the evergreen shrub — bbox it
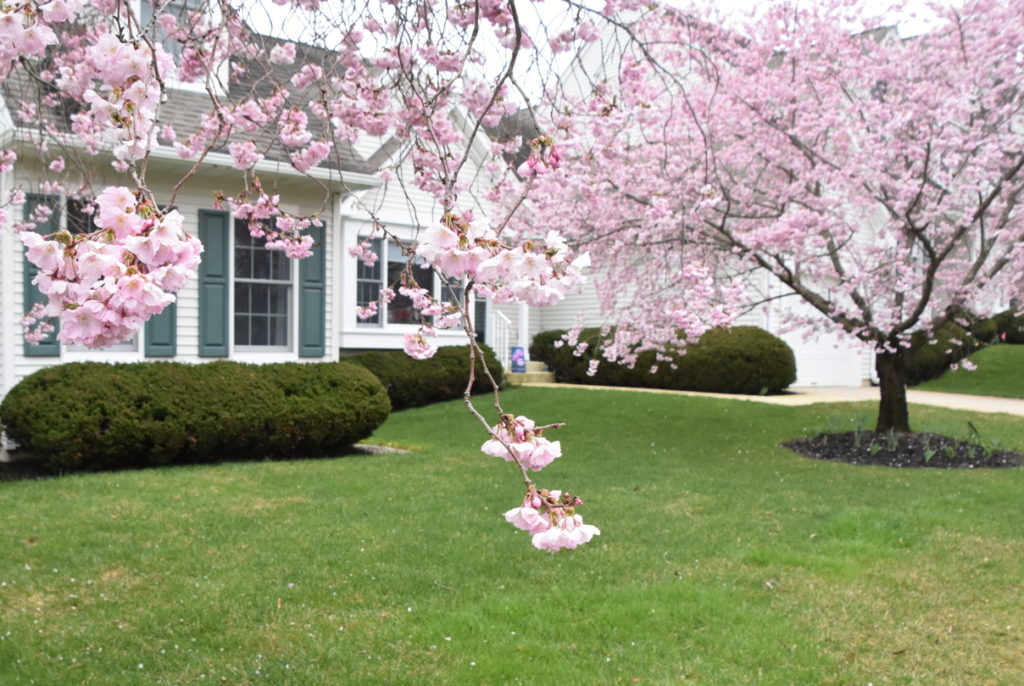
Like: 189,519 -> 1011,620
0,360 -> 390,472
904,322 -> 975,385
531,326 -> 796,394
347,344 -> 504,410
998,310 -> 1024,344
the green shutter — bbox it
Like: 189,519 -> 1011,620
22,194 -> 61,357
198,209 -> 229,357
298,225 -> 326,357
144,301 -> 177,357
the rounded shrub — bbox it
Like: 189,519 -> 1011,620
904,322 -> 974,385
347,344 -> 504,411
1000,310 -> 1024,344
529,329 -> 566,367
0,360 -> 390,473
531,326 -> 796,394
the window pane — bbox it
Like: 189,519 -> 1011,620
388,240 -> 407,262
234,283 -> 250,313
270,315 -> 288,346
234,314 -> 250,346
251,315 -> 268,346
357,281 -> 380,304
411,262 -> 433,291
387,253 -> 411,324
442,281 -> 464,305
474,298 -> 487,343
271,251 -> 291,280
356,281 -> 380,324
234,221 -> 253,245
269,284 -> 289,314
143,0 -> 200,58
388,297 -> 415,324
356,238 -> 382,281
253,249 -> 271,279
66,199 -> 96,235
235,245 -> 252,279
254,283 -> 271,314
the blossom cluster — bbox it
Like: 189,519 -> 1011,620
481,414 -> 562,472
478,414 -> 599,551
504,487 -> 601,552
355,209 -> 587,361
416,214 -> 590,309
225,180 -> 321,259
516,136 -> 563,178
19,187 -> 202,348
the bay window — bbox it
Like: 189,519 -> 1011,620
355,236 -> 435,326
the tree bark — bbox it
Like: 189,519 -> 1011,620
875,350 -> 911,433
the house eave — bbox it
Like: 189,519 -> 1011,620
4,127 -> 382,192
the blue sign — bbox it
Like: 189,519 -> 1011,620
510,346 -> 527,373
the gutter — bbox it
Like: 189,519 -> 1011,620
4,127 -> 382,191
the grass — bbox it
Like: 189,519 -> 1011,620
915,344 -> 1024,399
1,387 -> 1023,685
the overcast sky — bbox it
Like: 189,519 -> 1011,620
246,0 -> 959,44
702,0 -> 958,37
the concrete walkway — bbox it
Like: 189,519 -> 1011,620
521,383 -> 1024,418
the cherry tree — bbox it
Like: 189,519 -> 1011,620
517,0 -> 1024,432
0,0 -> 644,550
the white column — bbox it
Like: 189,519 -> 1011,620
0,169 -> 14,398
516,301 -> 529,360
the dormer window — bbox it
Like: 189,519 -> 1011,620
140,0 -> 202,59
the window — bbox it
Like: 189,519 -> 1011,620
355,237 -> 382,324
66,198 -> 97,235
234,221 -> 291,349
386,240 -> 433,324
355,237 -> 434,325
21,194 -> 142,355
140,0 -> 201,59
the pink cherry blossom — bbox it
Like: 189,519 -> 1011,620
403,330 -> 437,360
228,141 -> 264,170
531,514 -> 601,552
269,42 -> 296,65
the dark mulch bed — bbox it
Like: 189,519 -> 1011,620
784,431 -> 1024,469
0,459 -> 53,481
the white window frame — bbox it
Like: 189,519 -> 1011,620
354,234 -> 452,328
230,218 -> 298,358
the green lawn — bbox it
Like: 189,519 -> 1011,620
915,344 -> 1024,399
2,387 -> 1023,685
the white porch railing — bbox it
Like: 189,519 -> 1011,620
488,309 -> 513,370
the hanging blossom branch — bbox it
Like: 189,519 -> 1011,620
1,0 -> 664,551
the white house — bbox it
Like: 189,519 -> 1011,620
0,29 -> 513,401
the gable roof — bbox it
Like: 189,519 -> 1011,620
0,26 -> 373,175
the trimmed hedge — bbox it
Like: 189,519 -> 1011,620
904,310 -> 1024,384
0,360 -> 391,473
347,344 -> 505,411
998,310 -> 1024,344
904,322 -> 976,385
531,326 -> 796,394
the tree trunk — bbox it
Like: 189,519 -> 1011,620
875,350 -> 911,433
